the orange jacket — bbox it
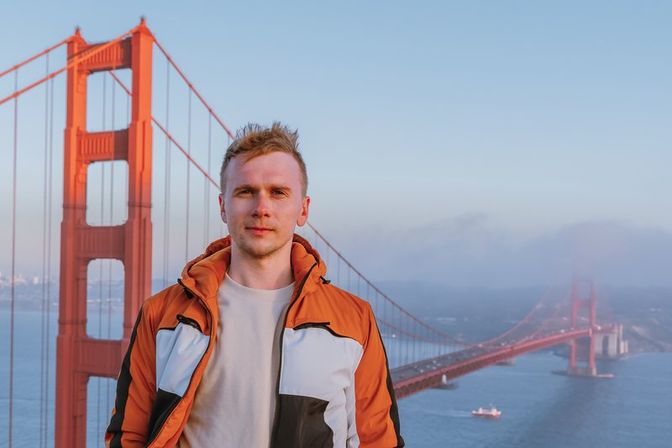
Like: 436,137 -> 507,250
106,234 -> 404,447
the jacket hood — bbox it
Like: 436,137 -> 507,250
178,233 -> 328,305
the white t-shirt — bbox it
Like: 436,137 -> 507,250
179,273 -> 294,448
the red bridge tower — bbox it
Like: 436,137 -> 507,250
568,277 -> 597,376
55,21 -> 153,447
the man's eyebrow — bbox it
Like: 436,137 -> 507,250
231,184 -> 293,192
232,184 -> 257,193
269,184 -> 292,191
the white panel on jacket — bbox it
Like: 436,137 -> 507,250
280,327 -> 363,399
156,323 -> 210,396
280,327 -> 364,446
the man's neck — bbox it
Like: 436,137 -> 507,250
228,243 -> 294,290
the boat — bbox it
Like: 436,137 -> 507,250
471,406 -> 502,418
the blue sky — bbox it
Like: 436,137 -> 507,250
0,1 -> 670,287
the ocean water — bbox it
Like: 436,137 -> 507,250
398,351 -> 672,447
1,310 -> 671,447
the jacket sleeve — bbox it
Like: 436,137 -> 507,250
351,306 -> 404,447
105,303 -> 157,447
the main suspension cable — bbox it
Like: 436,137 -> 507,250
0,37 -> 68,79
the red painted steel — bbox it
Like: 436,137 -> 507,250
393,281 -> 607,398
0,29 -> 134,108
54,21 -> 153,448
393,328 -> 591,398
0,37 -> 68,79
152,37 -> 235,139
107,71 -> 220,186
568,278 -> 597,375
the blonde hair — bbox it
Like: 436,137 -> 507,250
219,122 -> 308,196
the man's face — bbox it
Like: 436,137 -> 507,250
219,151 -> 310,260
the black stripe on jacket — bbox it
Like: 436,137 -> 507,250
378,325 -> 405,447
106,307 -> 143,448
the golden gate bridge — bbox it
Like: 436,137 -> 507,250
0,20 -> 618,447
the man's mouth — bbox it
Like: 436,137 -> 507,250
246,226 -> 273,234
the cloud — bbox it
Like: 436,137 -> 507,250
330,217 -> 672,288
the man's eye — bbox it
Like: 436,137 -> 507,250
237,189 -> 252,195
272,190 -> 287,197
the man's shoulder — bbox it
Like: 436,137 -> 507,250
307,281 -> 376,344
141,282 -> 191,321
313,280 -> 371,312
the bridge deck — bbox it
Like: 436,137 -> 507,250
391,328 -> 590,398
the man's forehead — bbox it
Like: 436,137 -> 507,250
227,152 -> 302,185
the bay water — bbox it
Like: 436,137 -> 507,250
1,310 -> 670,447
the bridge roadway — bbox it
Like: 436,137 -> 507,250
391,328 -> 591,399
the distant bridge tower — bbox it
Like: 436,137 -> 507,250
55,21 -> 153,447
568,277 -> 597,376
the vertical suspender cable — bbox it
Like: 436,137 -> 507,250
423,324 -> 426,360
384,298 -> 392,362
399,314 -> 403,366
405,312 -> 408,363
44,74 -> 55,447
414,319 -> 418,363
185,89 -> 192,262
408,320 -> 417,362
337,257 -> 340,287
437,329 -> 441,357
204,114 -> 211,246
407,316 -> 411,365
411,320 -> 415,363
347,266 -> 351,293
430,325 -> 433,357
397,305 -> 402,367
8,69 -> 19,448
372,284 -> 377,315
325,244 -> 330,282
402,315 -> 407,365
163,62 -> 170,287
412,318 -> 416,363
403,316 -> 407,365
39,53 -> 49,448
357,274 -> 360,297
221,135 -> 230,237
414,320 -> 417,363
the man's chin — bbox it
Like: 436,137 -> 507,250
238,241 -> 283,259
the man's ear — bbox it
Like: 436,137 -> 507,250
296,195 -> 310,226
218,193 -> 227,224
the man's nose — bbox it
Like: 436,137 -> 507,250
252,193 -> 271,217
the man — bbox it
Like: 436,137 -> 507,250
106,122 -> 404,447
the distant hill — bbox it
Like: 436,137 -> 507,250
373,281 -> 672,352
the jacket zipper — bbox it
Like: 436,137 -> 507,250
270,262 -> 318,445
